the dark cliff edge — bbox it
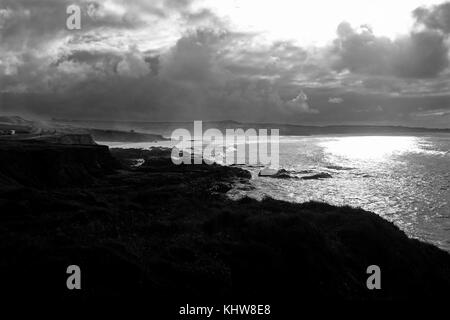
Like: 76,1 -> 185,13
0,140 -> 120,187
0,142 -> 449,305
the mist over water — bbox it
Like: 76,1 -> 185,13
104,134 -> 450,251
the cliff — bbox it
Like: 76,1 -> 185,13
0,140 -> 119,187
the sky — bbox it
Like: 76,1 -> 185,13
0,0 -> 450,127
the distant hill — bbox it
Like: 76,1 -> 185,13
0,115 -> 35,126
87,129 -> 166,142
4,116 -> 450,140
249,123 -> 450,136
53,118 -> 450,136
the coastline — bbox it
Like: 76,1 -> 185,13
0,140 -> 449,301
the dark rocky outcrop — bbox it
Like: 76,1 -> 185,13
258,168 -> 333,180
326,165 -> 354,171
258,168 -> 295,179
0,140 -> 120,187
301,172 -> 333,180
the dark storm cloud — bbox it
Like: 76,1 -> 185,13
414,2 -> 450,34
1,28 -> 318,121
161,30 -> 228,84
223,41 -> 309,80
145,30 -> 317,117
331,22 -> 449,78
60,50 -> 121,67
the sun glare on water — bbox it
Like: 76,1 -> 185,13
320,136 -> 420,160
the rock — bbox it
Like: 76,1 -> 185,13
111,147 -> 174,168
259,168 -> 298,179
275,169 -> 294,178
301,172 -> 332,180
258,168 -> 280,176
210,182 -> 234,193
325,165 -> 354,171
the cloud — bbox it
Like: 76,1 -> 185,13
413,108 -> 450,117
394,30 -> 449,78
117,46 -> 150,77
1,0 -> 450,127
328,97 -> 344,104
286,91 -> 318,114
331,22 -> 449,79
414,2 -> 450,34
160,30 -> 229,85
0,28 -> 316,122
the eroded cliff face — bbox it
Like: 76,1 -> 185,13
0,140 -> 120,187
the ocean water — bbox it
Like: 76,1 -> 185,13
103,135 -> 450,251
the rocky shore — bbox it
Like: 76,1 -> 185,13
0,140 -> 449,302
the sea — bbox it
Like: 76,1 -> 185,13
102,134 -> 450,252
